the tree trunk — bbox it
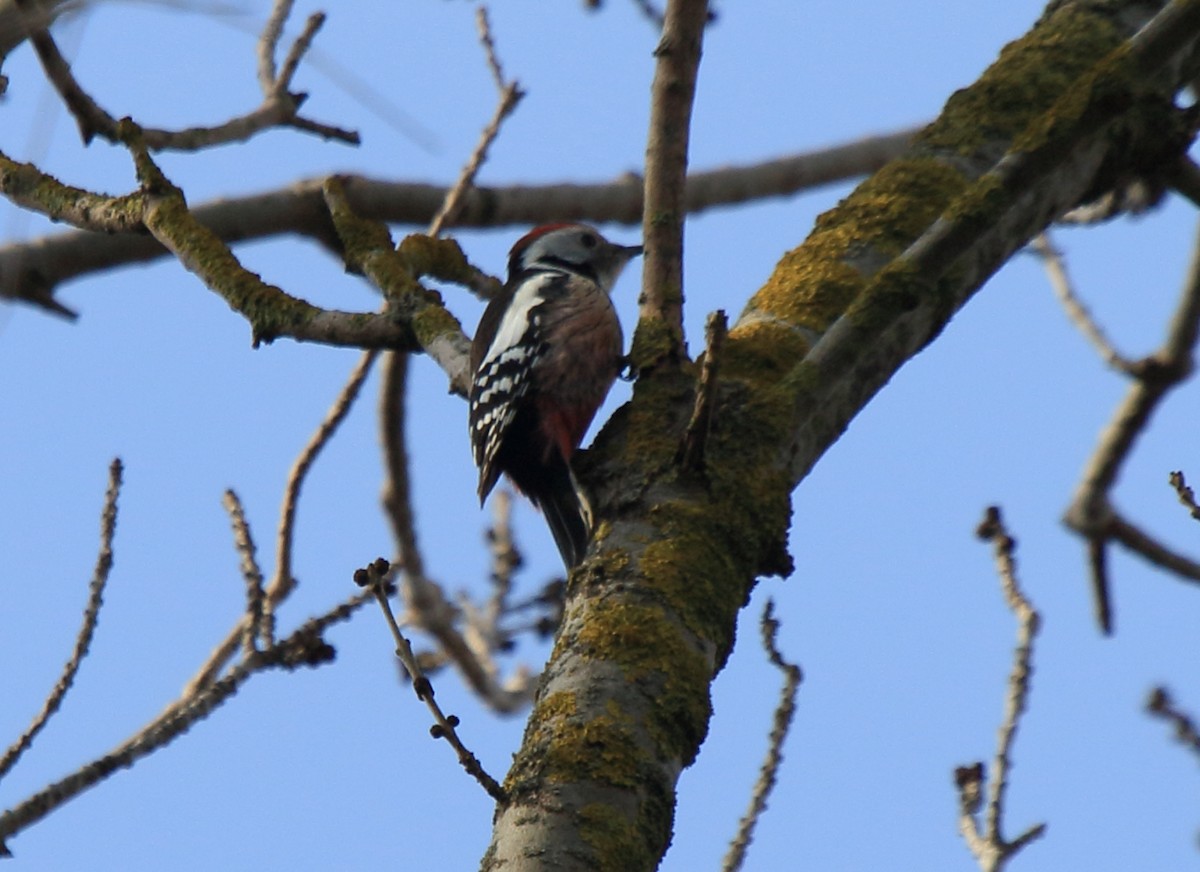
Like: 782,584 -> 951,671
481,0 -> 1200,868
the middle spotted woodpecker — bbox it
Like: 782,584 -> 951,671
469,223 -> 642,569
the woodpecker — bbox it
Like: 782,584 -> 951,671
469,223 -> 642,569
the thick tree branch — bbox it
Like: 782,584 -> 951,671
752,0 -> 1200,493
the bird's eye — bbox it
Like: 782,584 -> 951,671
580,232 -> 598,248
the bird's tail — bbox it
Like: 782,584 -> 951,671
533,459 -> 592,570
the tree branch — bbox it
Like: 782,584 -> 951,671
1063,215 -> 1200,632
1034,232 -> 1138,373
13,0 -> 356,150
0,131 -> 917,316
958,507 -> 1047,872
721,599 -> 802,872
0,458 -> 121,783
637,0 -> 709,363
0,574 -> 371,856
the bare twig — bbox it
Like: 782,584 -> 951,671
255,0 -> 293,91
679,309 -> 726,471
1106,514 -> 1200,584
629,0 -> 665,27
1168,470 -> 1200,520
372,331 -> 531,712
273,350 -> 377,611
1033,233 -> 1137,373
958,507 -> 1046,872
222,489 -> 267,657
428,9 -> 525,238
639,0 -> 710,363
0,583 -> 370,856
0,458 -> 122,782
185,351 -> 377,695
484,490 -> 522,639
273,11 -> 324,99
355,560 -> 508,803
1064,217 -> 1200,633
122,132 -> 422,353
721,599 -> 802,872
14,0 -> 355,150
475,5 -> 507,91
380,351 -> 424,578
1147,686 -> 1200,759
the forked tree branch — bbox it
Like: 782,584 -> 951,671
1062,217 -> 1200,633
0,130 -> 919,317
956,508 -> 1047,872
0,503 -> 372,856
12,0 -> 356,149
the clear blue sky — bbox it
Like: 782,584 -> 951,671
2,2 -> 1198,870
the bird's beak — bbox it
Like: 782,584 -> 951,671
624,244 -> 644,258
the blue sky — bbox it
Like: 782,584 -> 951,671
2,2 -> 1199,870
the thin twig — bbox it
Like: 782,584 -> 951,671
185,350 -> 377,696
721,599 -> 802,872
0,577 -> 371,855
1168,470 -> 1200,520
1106,513 -> 1200,583
1064,216 -> 1200,633
380,351 -> 424,579
427,8 -> 525,237
14,0 -> 356,150
1033,233 -> 1136,373
679,309 -> 726,471
475,6 -> 507,91
1147,686 -> 1200,759
958,507 -> 1047,872
273,349 -> 377,609
630,0 -> 666,27
355,560 -> 508,803
375,342 -> 531,711
256,0 -> 294,91
484,490 -> 522,641
0,458 -> 122,782
639,0 -> 710,363
222,489 -> 267,657
274,11 -> 325,98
